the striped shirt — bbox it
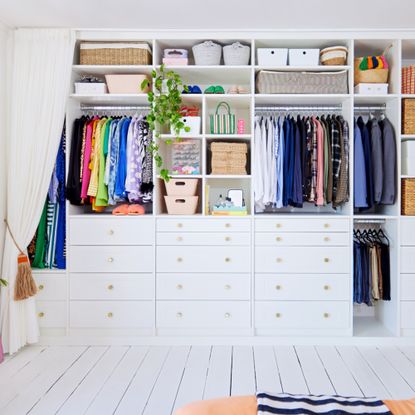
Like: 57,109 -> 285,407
257,392 -> 392,414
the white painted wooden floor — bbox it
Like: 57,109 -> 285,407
1,345 -> 415,415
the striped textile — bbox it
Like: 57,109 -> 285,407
257,392 -> 392,414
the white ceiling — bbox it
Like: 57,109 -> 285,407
0,0 -> 414,30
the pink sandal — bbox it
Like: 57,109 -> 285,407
112,204 -> 129,215
128,204 -> 145,215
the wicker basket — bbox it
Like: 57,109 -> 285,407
210,142 -> 247,175
192,41 -> 222,65
320,46 -> 348,66
402,178 -> 415,215
223,42 -> 250,65
403,99 -> 415,135
80,42 -> 152,65
402,65 -> 415,94
354,57 -> 389,85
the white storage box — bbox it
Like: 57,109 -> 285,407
257,48 -> 288,66
165,179 -> 198,196
164,196 -> 199,215
170,116 -> 201,136
288,49 -> 320,66
354,83 -> 388,95
105,74 -> 150,94
74,82 -> 107,95
402,141 -> 415,176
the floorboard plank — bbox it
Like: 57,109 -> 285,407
380,347 -> 415,392
58,346 -> 128,415
203,346 -> 232,400
315,346 -> 363,397
399,346 -> 415,366
85,346 -> 148,415
231,346 -> 256,396
0,346 -> 45,381
337,346 -> 390,399
253,346 -> 282,394
274,346 -> 308,395
173,346 -> 211,412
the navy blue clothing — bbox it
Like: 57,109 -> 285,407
282,118 -> 290,207
292,116 -> 303,207
357,117 -> 374,210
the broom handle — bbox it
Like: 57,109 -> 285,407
3,219 -> 25,255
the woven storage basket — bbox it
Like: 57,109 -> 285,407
402,99 -> 415,135
320,46 -> 348,66
80,42 -> 152,65
223,42 -> 250,65
402,178 -> 415,215
210,142 -> 247,175
354,57 -> 388,85
192,41 -> 222,65
402,65 -> 415,94
256,70 -> 348,94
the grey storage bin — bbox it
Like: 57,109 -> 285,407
256,70 -> 348,94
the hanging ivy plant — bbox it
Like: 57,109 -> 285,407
0,278 -> 7,287
141,65 -> 190,181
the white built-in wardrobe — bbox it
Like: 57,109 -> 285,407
32,30 -> 415,342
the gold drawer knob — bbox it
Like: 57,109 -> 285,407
225,223 -> 231,228
177,257 -> 183,262
324,236 -> 330,242
324,257 -> 330,263
275,223 -> 282,228
324,285 -> 330,291
176,312 -> 183,318
224,284 -> 231,290
38,312 -> 45,318
324,223 -> 330,229
225,257 -> 231,262
275,236 -> 282,242
176,236 -> 183,242
38,284 -> 44,290
108,257 -> 114,263
224,313 -> 231,318
323,313 -> 330,318
108,229 -> 114,235
177,223 -> 183,228
107,284 -> 114,290
176,284 -> 183,290
225,236 -> 231,242
275,285 -> 282,290
275,312 -> 282,318
276,258 -> 283,263
107,312 -> 113,318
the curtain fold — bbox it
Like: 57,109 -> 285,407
0,28 -> 75,354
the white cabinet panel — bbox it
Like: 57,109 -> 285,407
157,232 -> 251,246
401,219 -> 415,246
33,275 -> 67,301
401,275 -> 415,300
401,302 -> 415,328
36,301 -> 66,328
255,218 -> 349,233
157,218 -> 250,232
255,232 -> 349,246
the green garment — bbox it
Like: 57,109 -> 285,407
31,200 -> 48,269
96,118 -> 111,207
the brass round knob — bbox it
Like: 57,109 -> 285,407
38,312 -> 44,318
108,229 -> 114,235
107,312 -> 113,318
276,223 -> 282,228
225,236 -> 231,242
225,257 -> 231,262
275,312 -> 282,318
176,284 -> 183,290
177,223 -> 183,228
324,257 -> 330,263
324,285 -> 330,290
276,258 -> 283,263
108,257 -> 114,263
177,257 -> 183,262
324,237 -> 330,242
107,284 -> 114,290
276,236 -> 282,242
324,223 -> 330,228
176,236 -> 183,242
38,284 -> 44,290
224,284 -> 231,290
275,285 -> 282,290
323,313 -> 330,318
176,312 -> 183,318
225,223 -> 231,228
224,313 -> 231,318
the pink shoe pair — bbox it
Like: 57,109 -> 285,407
112,204 -> 145,215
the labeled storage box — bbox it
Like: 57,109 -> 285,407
164,196 -> 199,215
256,70 -> 348,94
354,83 -> 388,95
288,49 -> 320,66
402,178 -> 415,215
210,142 -> 247,175
165,179 -> 198,196
105,74 -> 150,94
257,48 -> 288,66
74,82 -> 107,95
170,116 -> 201,136
80,42 -> 152,65
402,141 -> 415,176
403,99 -> 415,135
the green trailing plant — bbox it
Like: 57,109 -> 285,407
0,278 -> 7,287
141,65 -> 190,181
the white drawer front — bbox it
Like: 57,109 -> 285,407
36,301 -> 66,328
401,302 -> 415,328
157,218 -> 250,232
70,217 -> 154,245
157,301 -> 250,328
401,248 -> 415,273
70,246 -> 153,273
70,301 -> 153,328
255,232 -> 349,246
255,274 -> 350,301
401,219 -> 415,246
157,232 -> 251,246
34,275 -> 67,301
255,301 -> 350,329
157,274 -> 250,300
255,247 -> 349,273
157,246 -> 251,273
70,274 -> 154,300
401,275 -> 415,300
255,218 -> 349,233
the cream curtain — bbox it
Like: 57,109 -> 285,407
0,28 -> 75,354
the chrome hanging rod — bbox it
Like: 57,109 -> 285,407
255,105 -> 342,112
80,105 -> 151,112
354,219 -> 386,224
354,104 -> 386,112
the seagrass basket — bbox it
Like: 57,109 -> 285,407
402,99 -> 415,135
210,142 -> 247,175
402,178 -> 415,215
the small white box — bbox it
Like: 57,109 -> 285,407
402,141 -> 415,175
170,116 -> 201,136
257,48 -> 288,66
288,49 -> 320,66
354,83 -> 389,95
74,82 -> 107,95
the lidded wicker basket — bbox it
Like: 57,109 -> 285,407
210,142 -> 248,175
402,99 -> 415,135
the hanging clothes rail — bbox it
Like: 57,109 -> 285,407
354,104 -> 386,113
80,105 -> 151,112
255,105 -> 342,113
354,219 -> 386,224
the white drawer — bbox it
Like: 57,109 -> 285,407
401,247 -> 415,273
157,232 -> 251,246
36,301 -> 66,328
255,247 -> 349,273
70,274 -> 154,300
401,275 -> 415,300
401,218 -> 415,246
255,274 -> 350,301
157,218 -> 250,232
70,301 -> 153,328
255,218 -> 349,233
157,274 -> 250,300
157,246 -> 251,273
157,301 -> 250,328
401,302 -> 415,328
255,232 -> 349,246
70,217 -> 154,245
255,301 -> 350,329
33,275 -> 67,301
70,246 -> 153,273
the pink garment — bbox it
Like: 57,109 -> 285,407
315,119 -> 324,206
80,119 -> 95,199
